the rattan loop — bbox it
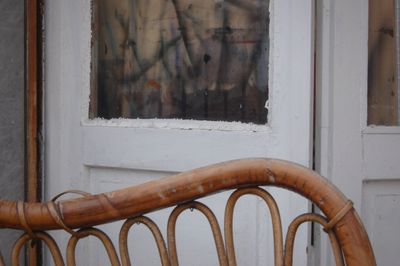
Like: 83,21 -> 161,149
324,200 -> 353,232
47,202 -> 76,235
51,190 -> 91,202
48,190 -> 92,235
16,201 -> 36,239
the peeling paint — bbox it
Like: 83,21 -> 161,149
268,174 -> 276,183
106,191 -> 116,198
197,185 -> 205,194
158,191 -> 167,200
82,117 -> 271,132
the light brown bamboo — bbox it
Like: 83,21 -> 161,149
283,213 -> 344,266
119,216 -> 170,266
66,228 -> 120,266
11,232 -> 64,266
0,159 -> 376,266
224,187 -> 283,266
26,0 -> 42,264
167,202 -> 227,266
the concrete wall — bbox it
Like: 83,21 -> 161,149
0,0 -> 25,264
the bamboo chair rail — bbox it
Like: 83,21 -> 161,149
0,159 -> 376,265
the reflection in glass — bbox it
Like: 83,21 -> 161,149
368,0 -> 400,126
90,0 -> 270,124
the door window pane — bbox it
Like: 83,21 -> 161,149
90,0 -> 270,124
368,0 -> 400,125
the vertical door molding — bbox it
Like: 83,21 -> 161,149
315,0 -> 369,265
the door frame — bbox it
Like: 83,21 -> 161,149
314,0 -> 373,265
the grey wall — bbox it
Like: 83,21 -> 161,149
0,0 -> 25,264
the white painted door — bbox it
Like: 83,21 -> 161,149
316,1 -> 400,265
45,0 -> 314,265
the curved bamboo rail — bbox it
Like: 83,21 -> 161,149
0,159 -> 376,266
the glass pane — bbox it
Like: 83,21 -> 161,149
368,0 -> 400,126
90,0 -> 270,124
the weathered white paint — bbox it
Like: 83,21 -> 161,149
362,180 -> 400,266
315,0 -> 400,265
45,0 -> 314,265
362,132 -> 400,179
84,118 -> 271,132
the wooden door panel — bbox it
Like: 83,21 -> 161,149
362,180 -> 400,266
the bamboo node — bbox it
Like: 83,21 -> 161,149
48,190 -> 92,235
16,201 -> 36,239
324,200 -> 353,232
